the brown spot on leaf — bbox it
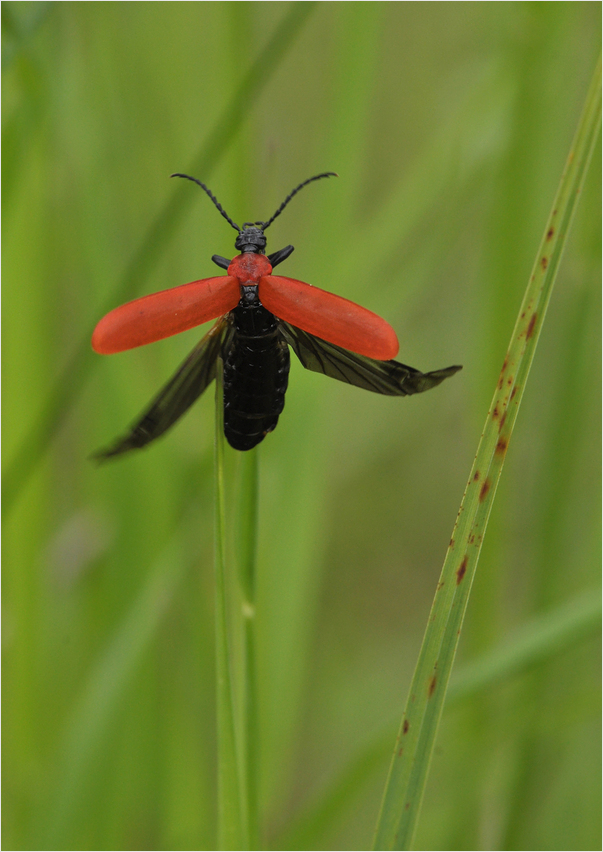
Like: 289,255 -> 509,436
456,556 -> 468,584
496,437 -> 508,456
527,313 -> 537,339
428,675 -> 437,697
540,256 -> 548,270
510,386 -> 517,401
499,411 -> 507,432
405,802 -> 411,810
403,719 -> 409,735
493,404 -> 500,419
479,478 -> 491,502
473,470 -> 480,482
546,227 -> 554,241
469,534 -> 475,544
449,538 -> 455,549
398,747 -> 403,757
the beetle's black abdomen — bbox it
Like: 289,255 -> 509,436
222,295 -> 290,451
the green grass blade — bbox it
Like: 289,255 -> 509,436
236,450 -> 259,606
214,365 -> 245,849
373,54 -> 602,851
1,1 -> 318,520
236,449 -> 260,848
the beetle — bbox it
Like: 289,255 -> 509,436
92,173 -> 461,456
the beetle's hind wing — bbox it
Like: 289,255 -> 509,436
93,316 -> 232,461
279,322 -> 461,396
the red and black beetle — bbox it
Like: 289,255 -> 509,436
92,173 -> 461,455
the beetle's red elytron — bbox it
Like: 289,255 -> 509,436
92,173 -> 461,455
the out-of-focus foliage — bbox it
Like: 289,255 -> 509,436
3,3 -> 600,850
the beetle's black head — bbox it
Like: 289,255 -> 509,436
235,225 -> 267,254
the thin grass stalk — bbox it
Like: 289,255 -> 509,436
236,449 -> 260,848
373,54 -> 601,851
214,364 -> 246,848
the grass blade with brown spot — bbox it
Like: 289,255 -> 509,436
373,53 -> 601,851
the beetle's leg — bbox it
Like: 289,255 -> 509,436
211,255 -> 231,270
267,245 -> 294,268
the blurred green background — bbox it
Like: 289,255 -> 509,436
3,3 -> 600,850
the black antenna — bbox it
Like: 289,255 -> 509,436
262,172 -> 338,230
170,174 -> 241,233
